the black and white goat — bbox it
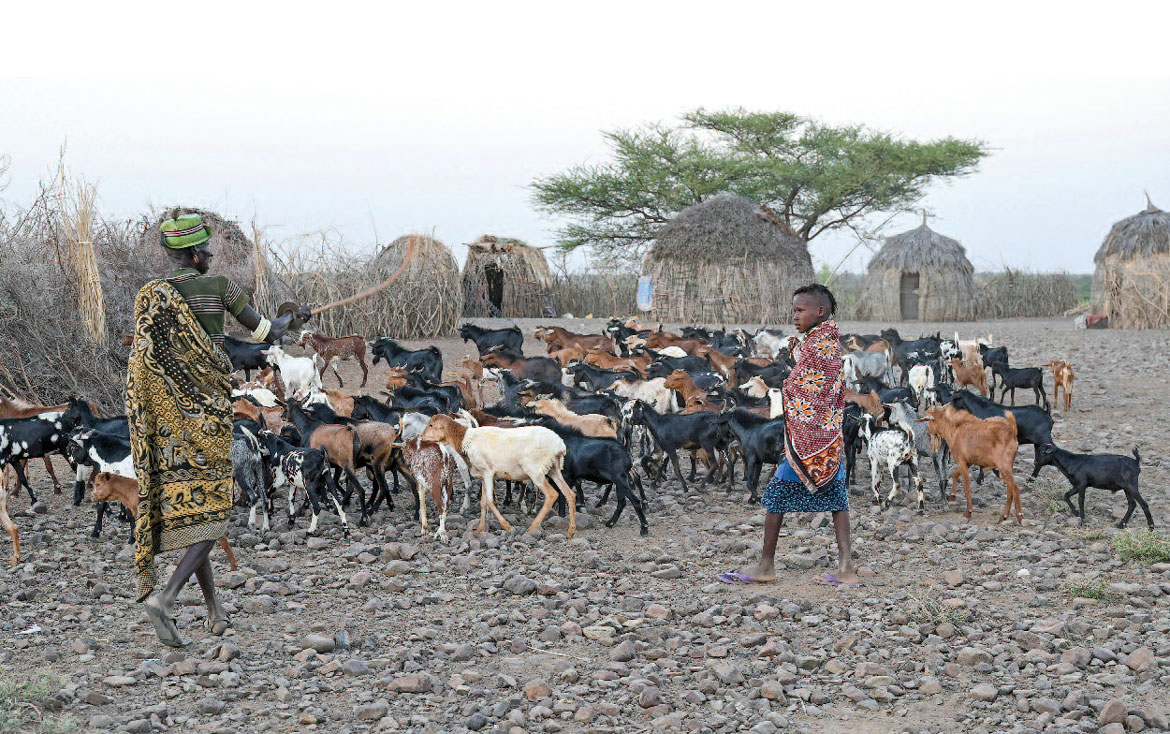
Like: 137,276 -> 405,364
0,411 -> 75,504
66,429 -> 134,538
256,428 -> 349,536
232,421 -> 271,531
861,413 -> 923,512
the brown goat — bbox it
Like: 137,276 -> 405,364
844,389 -> 884,417
384,367 -> 410,391
1,466 -> 18,565
583,348 -> 650,376
530,398 -> 619,438
393,439 -> 457,540
91,472 -> 237,570
949,358 -> 989,397
547,343 -> 588,366
1047,360 -> 1074,411
921,404 -> 1022,523
534,326 -> 611,352
298,331 -> 369,388
695,345 -> 737,379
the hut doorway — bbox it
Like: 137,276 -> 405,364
483,262 -> 504,313
900,272 -> 920,320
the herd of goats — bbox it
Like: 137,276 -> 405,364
0,318 -> 1157,567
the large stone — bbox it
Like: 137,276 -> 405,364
1125,648 -> 1155,671
610,640 -> 637,662
523,679 -> 551,701
957,647 -> 993,665
355,701 -> 388,721
918,677 -> 942,695
638,686 -> 661,708
302,634 -> 336,653
714,663 -> 744,685
502,576 -> 537,595
1100,698 -> 1127,726
969,683 -> 998,702
389,675 -> 431,693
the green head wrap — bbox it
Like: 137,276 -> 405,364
160,212 -> 214,249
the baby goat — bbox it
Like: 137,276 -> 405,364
1046,360 -> 1075,412
91,473 -> 237,569
1032,443 -> 1152,529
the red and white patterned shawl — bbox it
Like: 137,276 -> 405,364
781,319 -> 845,491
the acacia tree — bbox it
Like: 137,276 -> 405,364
532,109 -> 988,264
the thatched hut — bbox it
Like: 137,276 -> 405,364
461,235 -> 553,318
364,234 -> 461,338
639,194 -> 815,324
857,215 -> 977,321
1091,195 -> 1170,329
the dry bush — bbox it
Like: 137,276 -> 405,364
976,269 -> 1079,319
0,182 -> 141,410
548,271 -> 637,318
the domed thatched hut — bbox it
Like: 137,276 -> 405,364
640,194 -> 814,324
461,235 -> 553,318
1091,195 -> 1170,329
365,234 -> 461,338
858,215 -> 977,321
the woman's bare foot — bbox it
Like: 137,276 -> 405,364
145,595 -> 188,648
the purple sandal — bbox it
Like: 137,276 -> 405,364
815,573 -> 859,588
717,570 -> 757,584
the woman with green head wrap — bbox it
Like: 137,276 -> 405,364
127,209 -> 302,647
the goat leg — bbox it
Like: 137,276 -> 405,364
11,461 -> 36,506
668,450 -> 688,491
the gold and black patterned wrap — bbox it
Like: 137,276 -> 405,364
126,280 -> 235,602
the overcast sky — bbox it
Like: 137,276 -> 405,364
3,2 -> 1169,274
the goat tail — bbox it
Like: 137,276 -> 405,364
1003,410 -> 1018,436
1133,447 -> 1141,466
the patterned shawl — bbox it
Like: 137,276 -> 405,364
781,319 -> 845,492
126,280 -> 235,602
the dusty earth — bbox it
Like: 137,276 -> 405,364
2,316 -> 1170,734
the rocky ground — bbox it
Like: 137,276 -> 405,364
2,317 -> 1169,734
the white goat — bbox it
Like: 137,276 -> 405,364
419,415 -> 576,537
530,398 -> 619,439
767,388 -> 785,419
908,364 -> 937,408
752,328 -> 789,360
608,376 -> 674,414
844,350 -> 894,390
231,386 -> 281,407
955,332 -> 992,367
263,345 -> 322,398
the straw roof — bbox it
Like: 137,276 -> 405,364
640,195 -> 814,324
646,194 -> 808,266
867,215 -> 974,275
1094,194 -> 1170,263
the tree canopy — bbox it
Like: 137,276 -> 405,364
531,109 -> 988,264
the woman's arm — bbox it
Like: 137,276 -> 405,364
233,305 -> 294,344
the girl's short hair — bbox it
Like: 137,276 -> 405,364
793,283 -> 837,315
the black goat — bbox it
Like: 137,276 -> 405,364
256,428 -> 348,536
939,387 -> 1053,477
564,362 -> 638,392
979,344 -> 1010,389
733,360 -> 789,388
531,418 -> 649,535
459,323 -> 523,355
223,336 -> 270,379
1032,443 -> 1152,529
371,338 -> 443,383
627,401 -> 723,491
991,363 -> 1049,411
719,410 -> 785,503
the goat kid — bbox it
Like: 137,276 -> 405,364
1032,443 -> 1152,529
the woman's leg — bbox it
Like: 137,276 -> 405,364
193,552 -> 228,632
741,511 -> 784,581
145,539 -> 215,647
830,510 -> 858,584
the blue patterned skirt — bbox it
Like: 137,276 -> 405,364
761,460 -> 848,514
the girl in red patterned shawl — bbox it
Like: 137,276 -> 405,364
719,284 -> 858,587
